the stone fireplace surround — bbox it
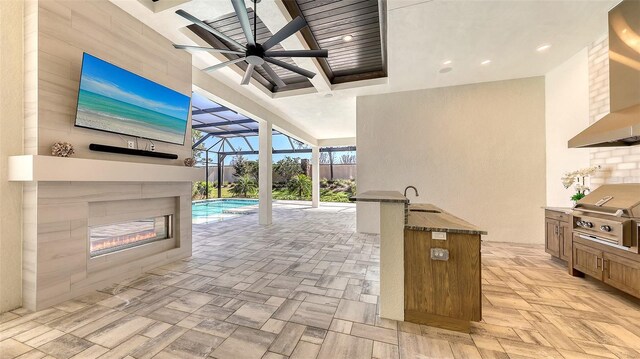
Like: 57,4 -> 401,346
22,180 -> 193,311
11,156 -> 201,311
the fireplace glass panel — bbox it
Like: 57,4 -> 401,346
89,215 -> 172,257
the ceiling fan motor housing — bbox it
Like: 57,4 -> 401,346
246,44 -> 266,65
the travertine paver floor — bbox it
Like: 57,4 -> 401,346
3,201 -> 640,358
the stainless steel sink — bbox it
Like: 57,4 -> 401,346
409,209 -> 441,213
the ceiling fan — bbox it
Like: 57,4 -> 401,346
173,0 -> 328,88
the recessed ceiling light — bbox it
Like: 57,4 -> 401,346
342,35 -> 353,42
442,60 -> 452,65
481,59 -> 491,65
439,67 -> 453,74
324,93 -> 333,98
536,43 -> 552,52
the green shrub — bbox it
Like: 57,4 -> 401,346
274,157 -> 303,182
287,174 -> 312,198
273,189 -> 306,200
320,189 -> 351,202
192,181 -> 214,199
229,175 -> 257,198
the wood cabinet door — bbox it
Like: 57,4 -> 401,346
573,242 -> 603,280
404,229 -> 481,322
545,218 -> 560,257
559,222 -> 572,261
604,253 -> 640,297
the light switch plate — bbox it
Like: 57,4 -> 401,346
431,248 -> 449,261
432,232 -> 447,240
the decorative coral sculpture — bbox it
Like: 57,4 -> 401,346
51,142 -> 75,157
184,157 -> 195,167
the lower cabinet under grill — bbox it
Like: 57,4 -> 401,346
544,210 -> 640,299
571,235 -> 640,298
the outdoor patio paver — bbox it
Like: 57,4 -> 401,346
2,202 -> 640,359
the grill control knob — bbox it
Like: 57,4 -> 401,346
585,222 -> 594,228
577,220 -> 585,227
600,225 -> 612,232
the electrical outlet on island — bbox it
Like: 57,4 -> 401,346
127,141 -> 135,149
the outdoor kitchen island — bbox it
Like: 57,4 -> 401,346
350,191 -> 487,332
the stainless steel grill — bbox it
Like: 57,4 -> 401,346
573,184 -> 640,253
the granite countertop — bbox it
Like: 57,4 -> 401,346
543,206 -> 574,214
349,190 -> 409,203
406,203 -> 488,235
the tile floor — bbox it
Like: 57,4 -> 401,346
2,202 -> 640,358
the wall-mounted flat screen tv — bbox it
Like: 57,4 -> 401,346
74,53 -> 191,145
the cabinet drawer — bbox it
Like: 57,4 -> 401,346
545,209 -> 571,223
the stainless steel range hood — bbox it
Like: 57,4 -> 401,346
569,0 -> 640,148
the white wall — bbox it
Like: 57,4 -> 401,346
545,48 -> 591,207
0,0 -> 24,313
356,77 -> 546,244
32,0 -> 192,164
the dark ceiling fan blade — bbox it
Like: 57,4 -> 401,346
241,64 -> 255,85
175,9 -> 246,50
202,57 -> 246,72
261,63 -> 286,88
230,0 -> 255,47
261,16 -> 307,50
173,44 -> 244,55
264,49 -> 328,58
265,57 -> 316,79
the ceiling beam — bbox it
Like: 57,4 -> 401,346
192,118 -> 255,129
192,132 -> 212,149
212,146 -> 356,156
318,137 -> 357,147
192,107 -> 236,115
206,138 -> 224,151
208,129 -> 259,136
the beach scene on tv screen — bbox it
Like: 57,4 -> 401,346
75,54 -> 190,145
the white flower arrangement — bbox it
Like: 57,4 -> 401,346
561,165 -> 600,203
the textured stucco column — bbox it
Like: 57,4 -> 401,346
259,122 -> 272,225
379,202 -> 405,321
311,146 -> 320,208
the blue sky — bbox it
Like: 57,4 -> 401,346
80,53 -> 191,119
201,134 -> 310,164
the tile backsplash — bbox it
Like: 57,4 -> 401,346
588,35 -> 640,186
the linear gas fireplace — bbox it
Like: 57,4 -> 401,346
89,215 -> 173,257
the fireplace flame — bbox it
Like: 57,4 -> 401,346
90,229 -> 159,253
89,215 -> 171,257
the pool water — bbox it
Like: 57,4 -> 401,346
192,199 -> 259,223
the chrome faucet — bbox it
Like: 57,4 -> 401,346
404,186 -> 419,198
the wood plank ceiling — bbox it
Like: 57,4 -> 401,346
189,0 -> 386,93
283,0 -> 386,84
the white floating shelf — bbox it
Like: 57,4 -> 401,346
8,155 -> 203,182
